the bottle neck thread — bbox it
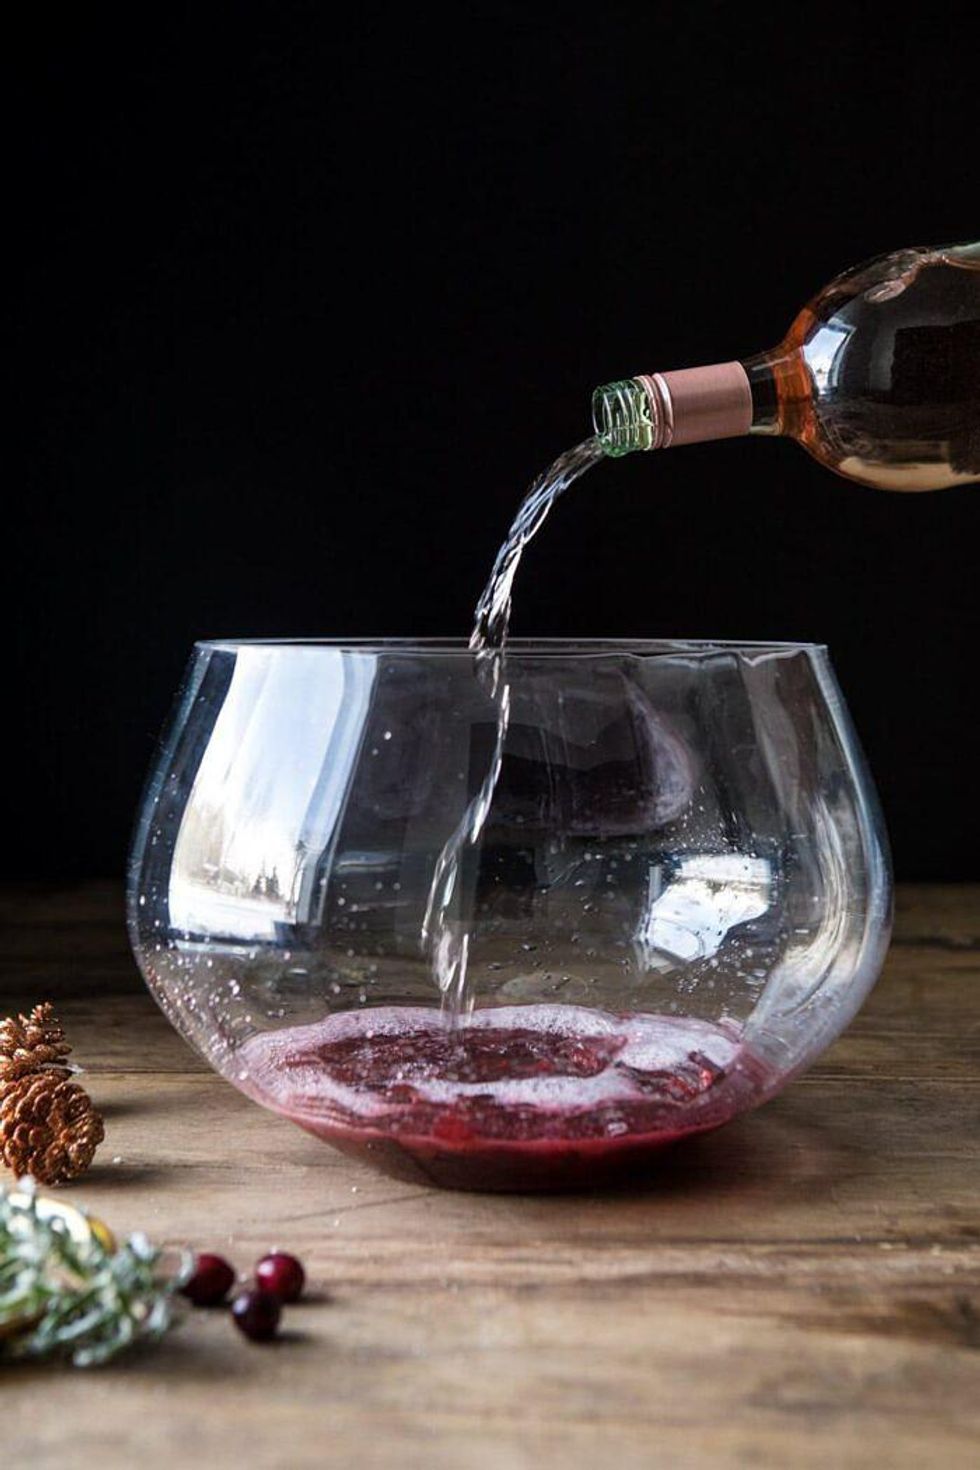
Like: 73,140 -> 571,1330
591,378 -> 657,456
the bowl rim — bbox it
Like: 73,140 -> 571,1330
195,637 -> 829,657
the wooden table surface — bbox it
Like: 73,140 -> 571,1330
2,882 -> 978,1468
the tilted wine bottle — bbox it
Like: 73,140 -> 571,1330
593,243 -> 979,490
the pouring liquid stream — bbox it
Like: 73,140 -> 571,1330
421,437 -> 604,1023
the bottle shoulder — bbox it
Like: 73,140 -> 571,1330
775,245 -> 979,489
789,245 -> 980,353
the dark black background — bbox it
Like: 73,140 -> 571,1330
10,4 -> 979,880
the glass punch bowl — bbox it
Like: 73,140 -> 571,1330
128,639 -> 891,1191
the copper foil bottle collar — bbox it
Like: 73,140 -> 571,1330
638,363 -> 753,448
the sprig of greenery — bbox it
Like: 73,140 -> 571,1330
0,1183 -> 192,1367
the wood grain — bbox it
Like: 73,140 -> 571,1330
2,882 -> 978,1469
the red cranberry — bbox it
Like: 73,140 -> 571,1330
181,1252 -> 236,1306
231,1288 -> 281,1342
255,1251 -> 306,1303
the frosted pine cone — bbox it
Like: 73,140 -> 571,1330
0,1002 -> 72,1088
0,1072 -> 105,1184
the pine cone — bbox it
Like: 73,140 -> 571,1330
0,1002 -> 72,1088
0,1073 -> 105,1185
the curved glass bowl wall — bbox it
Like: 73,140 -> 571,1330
128,640 -> 891,1191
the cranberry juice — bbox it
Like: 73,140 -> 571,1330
240,1004 -> 771,1191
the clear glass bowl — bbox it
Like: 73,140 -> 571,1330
128,639 -> 891,1191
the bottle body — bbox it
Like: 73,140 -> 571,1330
594,243 -> 980,491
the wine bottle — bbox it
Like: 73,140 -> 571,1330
593,242 -> 979,490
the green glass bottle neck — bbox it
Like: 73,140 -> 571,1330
591,379 -> 656,456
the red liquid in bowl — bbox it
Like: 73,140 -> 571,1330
240,1004 -> 771,1192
